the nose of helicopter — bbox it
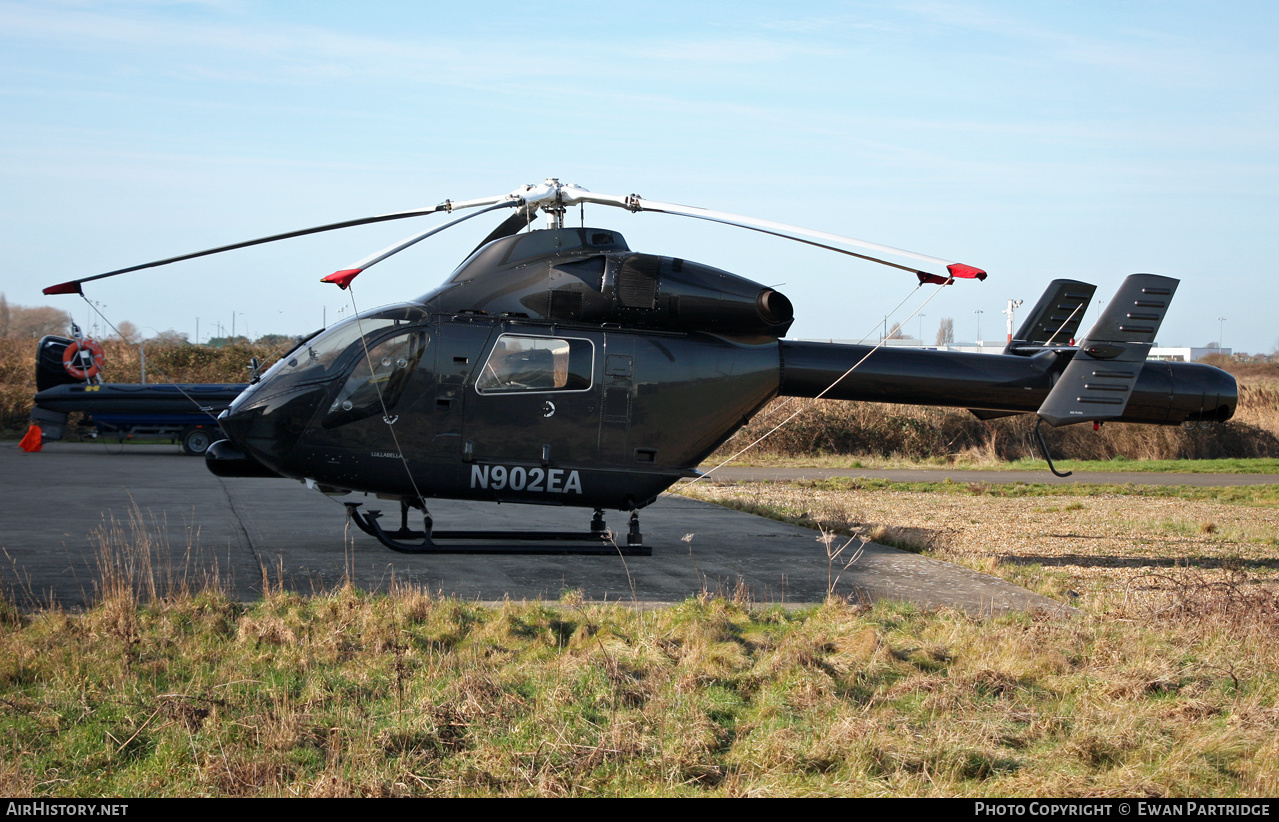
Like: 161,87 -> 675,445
210,380 -> 330,476
213,404 -> 253,450
204,401 -> 282,478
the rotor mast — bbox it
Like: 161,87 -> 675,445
544,178 -> 566,230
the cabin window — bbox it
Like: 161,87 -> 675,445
323,330 -> 429,428
476,334 -> 593,394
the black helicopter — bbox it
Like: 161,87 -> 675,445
44,179 -> 1238,554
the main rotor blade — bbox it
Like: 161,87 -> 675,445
636,198 -> 987,280
322,202 -> 515,289
44,192 -> 515,295
653,206 -> 940,278
569,189 -> 986,281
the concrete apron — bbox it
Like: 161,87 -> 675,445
1,442 -> 1067,615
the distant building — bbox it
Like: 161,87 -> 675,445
1147,346 -> 1230,362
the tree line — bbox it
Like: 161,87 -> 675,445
0,295 -> 74,340
0,294 -> 292,348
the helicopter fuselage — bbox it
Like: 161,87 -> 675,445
211,225 -> 791,510
208,225 -> 1238,513
215,315 -> 780,509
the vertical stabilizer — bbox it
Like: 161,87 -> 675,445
1036,274 -> 1178,426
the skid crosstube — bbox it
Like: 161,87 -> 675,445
342,501 -> 650,555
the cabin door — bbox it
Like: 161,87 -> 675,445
598,333 -> 634,463
463,328 -> 600,471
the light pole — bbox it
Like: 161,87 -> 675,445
918,313 -> 926,345
86,301 -> 106,338
1002,299 -> 1023,344
1218,317 -> 1226,351
974,310 -> 984,347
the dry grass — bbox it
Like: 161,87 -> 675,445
0,338 -> 36,433
717,395 -> 1279,465
4,485 -> 1279,798
679,478 -> 1279,611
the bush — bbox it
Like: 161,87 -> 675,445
716,397 -> 1279,462
1,338 -> 283,433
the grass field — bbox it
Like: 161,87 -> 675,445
3,474 -> 1279,797
4,586 -> 1279,796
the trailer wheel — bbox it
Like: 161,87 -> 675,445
181,427 -> 215,456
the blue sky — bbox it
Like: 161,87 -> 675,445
2,0 -> 1276,352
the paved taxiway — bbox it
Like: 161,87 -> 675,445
12,442 -> 1264,613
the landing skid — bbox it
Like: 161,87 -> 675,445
342,501 -> 650,555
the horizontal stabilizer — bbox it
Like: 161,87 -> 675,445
1006,279 -> 1096,354
1037,274 -> 1178,426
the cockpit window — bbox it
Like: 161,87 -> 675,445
257,306 -> 427,388
323,330 -> 429,428
476,334 -> 593,394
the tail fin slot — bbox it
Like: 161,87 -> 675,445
1006,279 -> 1096,355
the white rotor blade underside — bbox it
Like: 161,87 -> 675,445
341,202 -> 515,272
558,185 -> 980,278
636,199 -> 956,268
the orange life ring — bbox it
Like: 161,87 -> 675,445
63,339 -> 105,380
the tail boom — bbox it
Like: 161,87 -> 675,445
777,341 -> 1236,426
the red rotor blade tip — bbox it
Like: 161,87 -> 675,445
946,263 -> 987,280
322,268 -> 362,289
916,272 -> 953,286
43,281 -> 84,296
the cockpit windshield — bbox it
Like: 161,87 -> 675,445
256,305 -> 428,390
